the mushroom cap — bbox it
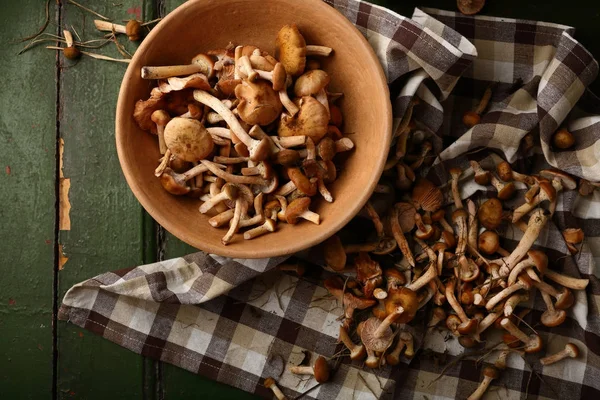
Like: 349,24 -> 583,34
274,149 -> 301,166
498,182 -> 516,200
191,53 -> 215,77
483,366 -> 499,379
384,268 -> 407,288
287,167 -> 317,196
541,308 -> 566,327
458,336 -> 478,348
527,250 -> 548,274
462,110 -> 481,127
278,96 -> 329,143
442,231 -> 457,248
276,24 -> 307,77
394,202 -> 417,232
312,356 -> 330,383
446,314 -> 462,333
271,63 -> 287,91
372,237 -> 397,255
552,128 -> 575,149
384,287 -> 418,324
221,182 -> 239,199
538,180 -> 557,200
539,169 -> 577,190
250,54 -> 275,71
555,287 -> 574,310
360,317 -> 394,353
224,183 -> 254,210
159,168 -> 190,195
496,161 -> 513,182
478,198 -> 503,230
478,230 -> 500,255
411,179 -> 443,212
170,157 -> 191,173
323,235 -> 346,271
452,208 -> 468,222
317,137 -> 336,161
125,19 -> 141,41
457,0 -> 485,15
263,377 -> 276,389
524,334 -> 543,353
294,70 -> 331,97
320,160 -> 337,183
253,174 -> 279,194
285,197 -> 312,224
134,90 -> 166,133
458,257 -> 480,282
235,80 -> 283,126
151,109 -> 171,126
565,343 -> 580,358
164,118 -> 214,162
562,228 -> 584,244
457,318 -> 478,335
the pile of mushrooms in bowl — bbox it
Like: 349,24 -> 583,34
133,25 -> 355,246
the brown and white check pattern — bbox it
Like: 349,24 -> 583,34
59,2 -> 600,399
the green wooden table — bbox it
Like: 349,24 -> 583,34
1,0 -> 598,398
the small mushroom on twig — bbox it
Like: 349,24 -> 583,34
94,19 -> 141,41
289,356 -> 330,383
540,343 -> 579,366
264,377 -> 287,400
463,83 -> 493,127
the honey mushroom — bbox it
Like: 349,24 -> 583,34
540,343 -> 579,366
289,356 -> 330,383
94,19 -> 142,41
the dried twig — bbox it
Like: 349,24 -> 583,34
357,373 -> 378,397
67,0 -> 109,20
46,46 -> 131,63
17,0 -> 51,43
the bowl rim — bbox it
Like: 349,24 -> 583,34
115,0 -> 392,258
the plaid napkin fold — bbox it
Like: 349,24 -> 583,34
59,2 -> 600,399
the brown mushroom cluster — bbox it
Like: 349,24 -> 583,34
133,25 -> 353,245
316,104 -> 588,397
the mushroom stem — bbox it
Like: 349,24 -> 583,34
470,161 -> 491,185
238,55 -> 258,81
243,219 -> 276,239
94,19 -> 126,34
476,309 -> 502,335
401,331 -> 415,358
221,198 -> 244,245
264,378 -> 287,400
407,264 -> 437,292
274,181 -> 296,196
385,336 -> 406,366
193,90 -> 270,161
213,156 -> 248,164
279,90 -> 299,116
499,318 -> 534,346
501,209 -> 549,273
338,326 -> 365,361
467,366 -> 499,400
467,199 -> 478,250
391,206 -> 415,267
540,343 -> 579,366
141,64 -> 204,79
201,160 -> 266,185
504,293 -> 528,316
544,270 -> 589,290
306,45 -> 333,56
445,278 -> 469,323
485,279 -> 530,310
373,306 -> 403,338
271,136 -> 306,148
450,168 -> 464,209
206,127 -> 232,140
208,209 -> 235,228
512,183 -> 556,222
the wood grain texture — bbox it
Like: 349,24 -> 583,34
155,2 -> 259,398
56,1 -> 151,398
0,2 -> 57,397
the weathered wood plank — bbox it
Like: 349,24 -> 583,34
56,1 -> 152,398
0,1 -> 57,398
156,1 -> 258,398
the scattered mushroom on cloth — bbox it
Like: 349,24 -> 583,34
135,25 -> 351,245
60,3 -> 600,400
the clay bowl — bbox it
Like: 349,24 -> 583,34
116,0 -> 392,258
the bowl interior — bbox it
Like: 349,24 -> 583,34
116,0 -> 391,258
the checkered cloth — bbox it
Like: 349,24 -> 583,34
59,2 -> 600,399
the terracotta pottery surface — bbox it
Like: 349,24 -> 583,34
116,0 -> 392,258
